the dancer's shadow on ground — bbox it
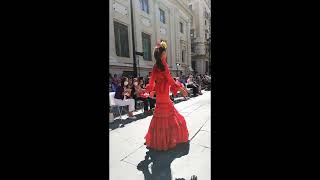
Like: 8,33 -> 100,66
137,141 -> 197,180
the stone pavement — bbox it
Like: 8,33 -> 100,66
109,91 -> 211,180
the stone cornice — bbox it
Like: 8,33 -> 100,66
170,0 -> 193,18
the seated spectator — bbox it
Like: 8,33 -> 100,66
109,82 -> 113,92
186,75 -> 202,96
175,77 -> 189,100
128,77 -> 133,89
146,79 -> 157,106
175,77 -> 184,87
112,74 -> 119,83
132,78 -> 155,114
170,78 -> 177,102
201,74 -> 211,90
110,81 -> 118,92
195,75 -> 203,91
109,73 -> 113,82
114,77 -> 136,119
139,77 -> 146,88
179,75 -> 187,87
144,72 -> 151,85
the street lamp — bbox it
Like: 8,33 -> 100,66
176,63 -> 180,77
130,0 -> 138,77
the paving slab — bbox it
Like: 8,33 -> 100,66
191,130 -> 211,148
171,146 -> 211,180
109,161 -> 144,180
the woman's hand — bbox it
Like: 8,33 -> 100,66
124,90 -> 130,97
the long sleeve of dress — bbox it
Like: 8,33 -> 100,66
162,56 -> 182,96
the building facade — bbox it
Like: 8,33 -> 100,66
188,0 -> 211,75
109,0 -> 193,77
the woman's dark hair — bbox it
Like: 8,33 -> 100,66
121,77 -> 128,87
139,78 -> 144,85
154,46 -> 166,71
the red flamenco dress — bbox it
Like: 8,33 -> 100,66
144,55 -> 189,151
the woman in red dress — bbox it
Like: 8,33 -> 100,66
144,40 -> 189,151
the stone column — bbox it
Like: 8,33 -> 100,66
169,7 -> 176,69
154,2 -> 160,44
175,10 -> 180,67
187,20 -> 192,72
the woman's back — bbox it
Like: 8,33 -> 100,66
151,65 -> 171,102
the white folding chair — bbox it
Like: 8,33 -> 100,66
109,92 -> 125,120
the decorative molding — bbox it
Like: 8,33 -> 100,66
160,27 -> 166,35
113,2 -> 128,16
141,17 -> 151,27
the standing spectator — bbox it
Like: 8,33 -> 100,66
114,77 -> 137,119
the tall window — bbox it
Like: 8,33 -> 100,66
205,20 -> 207,25
139,0 -> 149,13
114,21 -> 129,57
188,4 -> 192,10
180,22 -> 183,33
160,9 -> 165,23
182,50 -> 185,62
192,61 -> 196,72
142,33 -> 151,61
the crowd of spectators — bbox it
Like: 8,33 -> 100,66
109,72 -> 212,118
